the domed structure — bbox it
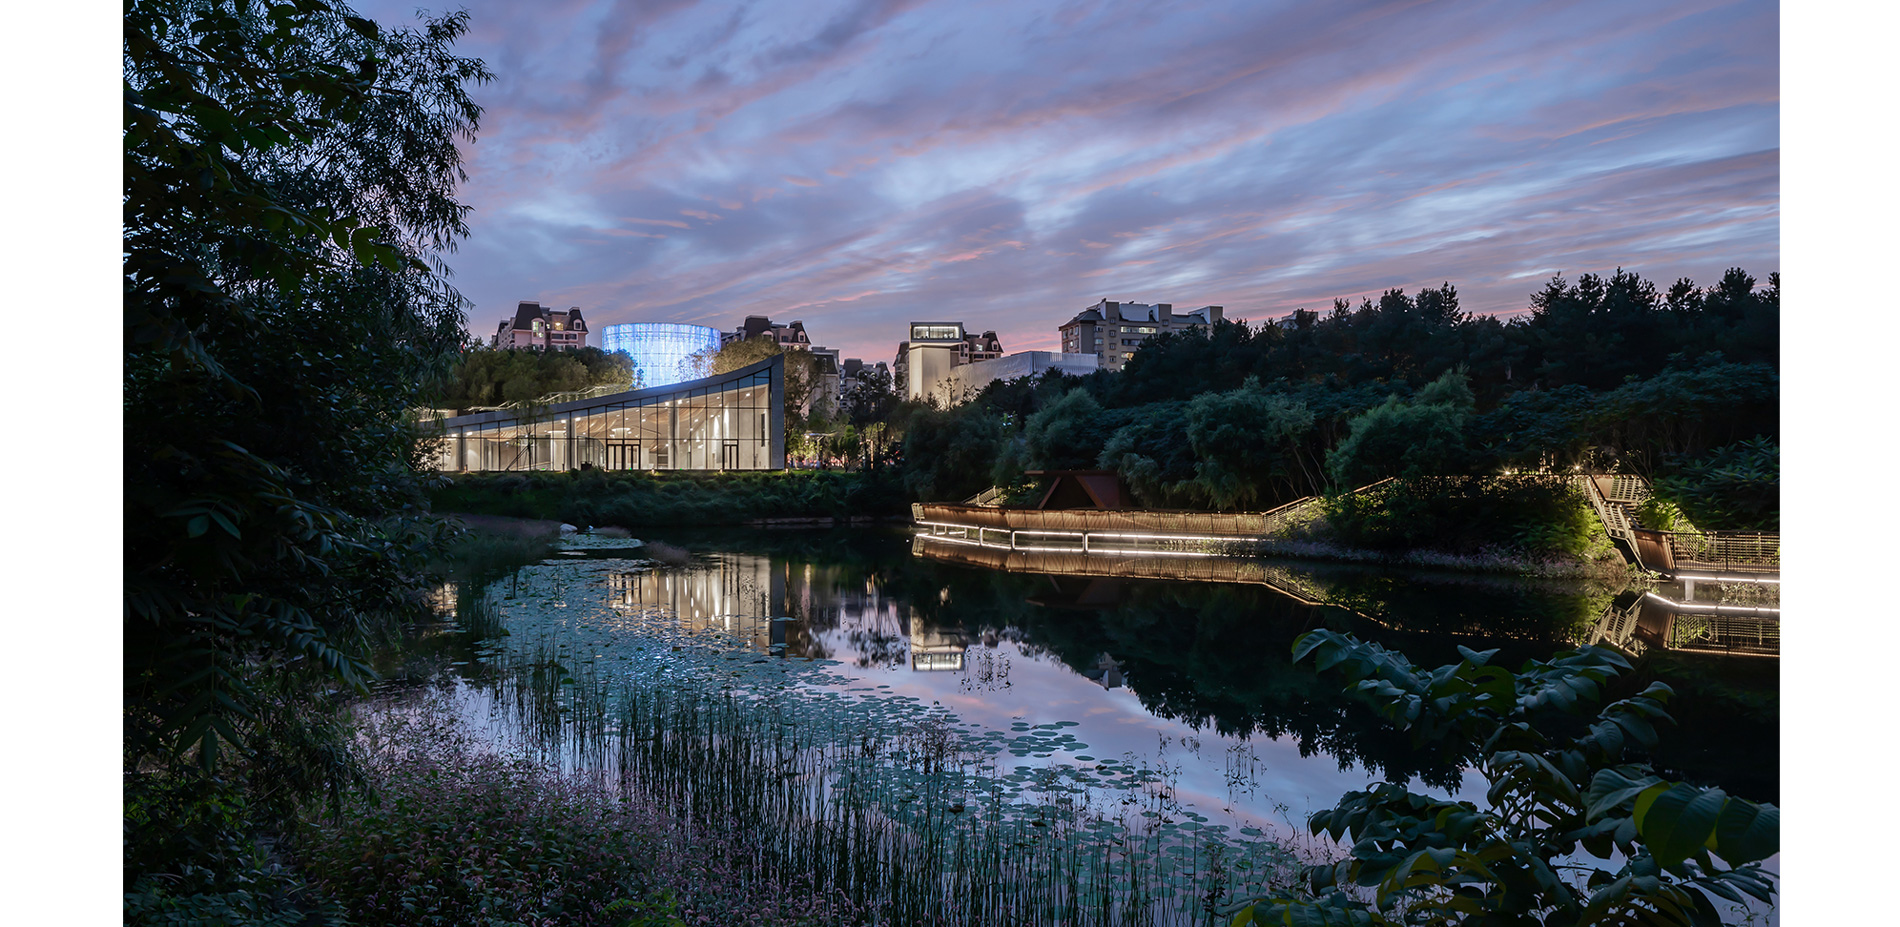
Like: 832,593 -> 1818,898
599,322 -> 722,388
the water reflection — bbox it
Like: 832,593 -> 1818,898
506,529 -> 1774,804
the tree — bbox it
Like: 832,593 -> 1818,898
696,336 -> 828,434
1022,387 -> 1112,471
431,345 -> 633,409
1183,379 -> 1317,509
898,404 -> 1005,501
1326,369 -> 1476,487
1232,631 -> 1778,926
125,0 -> 487,785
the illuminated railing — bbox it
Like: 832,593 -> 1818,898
1664,531 -> 1780,572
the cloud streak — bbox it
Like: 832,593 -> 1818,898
357,0 -> 1777,363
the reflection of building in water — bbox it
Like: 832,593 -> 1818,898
1586,587 -> 1778,658
602,552 -> 959,666
429,582 -> 459,617
1080,653 -> 1123,690
608,554 -> 781,651
909,611 -> 968,672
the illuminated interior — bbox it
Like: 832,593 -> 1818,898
431,355 -> 784,471
598,322 -> 723,388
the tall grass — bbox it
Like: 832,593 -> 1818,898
468,622 -> 1307,927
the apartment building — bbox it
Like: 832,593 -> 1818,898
492,301 -> 591,350
723,316 -> 813,350
1057,299 -> 1223,372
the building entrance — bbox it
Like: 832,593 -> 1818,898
606,441 -> 641,470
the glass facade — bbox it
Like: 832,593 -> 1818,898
909,323 -> 963,342
431,355 -> 784,472
598,322 -> 723,388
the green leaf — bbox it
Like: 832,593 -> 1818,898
1636,784 -> 1728,868
1712,799 -> 1778,865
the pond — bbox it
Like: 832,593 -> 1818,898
385,525 -> 1779,924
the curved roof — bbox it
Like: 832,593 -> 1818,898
441,353 -> 783,430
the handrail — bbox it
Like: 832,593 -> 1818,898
1577,472 -> 1777,576
963,486 -> 1008,507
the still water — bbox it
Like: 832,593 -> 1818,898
397,526 -> 1778,921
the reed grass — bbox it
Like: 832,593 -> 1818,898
464,612 -> 1308,927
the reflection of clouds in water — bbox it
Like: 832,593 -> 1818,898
596,547 -> 1483,841
809,631 -> 1476,842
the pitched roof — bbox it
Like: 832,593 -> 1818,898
511,301 -> 546,330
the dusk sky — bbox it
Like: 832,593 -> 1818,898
354,0 -> 1779,365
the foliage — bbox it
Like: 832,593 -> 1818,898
1586,358 -> 1779,475
124,3 -> 489,924
1231,631 -> 1777,927
899,403 -> 1008,501
1322,477 -> 1601,559
1327,369 -> 1476,488
125,766 -> 348,927
430,345 -> 634,408
1633,496 -> 1688,533
1184,380 -> 1318,509
1020,387 -> 1114,471
431,468 -> 911,526
1098,400 -> 1200,507
125,0 -> 486,771
1650,438 -> 1779,532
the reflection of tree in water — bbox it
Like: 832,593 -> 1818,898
959,646 -> 1011,693
634,528 -> 1774,800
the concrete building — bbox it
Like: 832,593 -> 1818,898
1057,299 -> 1223,372
492,301 -> 590,350
895,321 -> 974,403
937,351 -> 1100,405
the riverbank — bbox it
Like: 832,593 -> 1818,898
429,468 -> 910,527
1253,534 -> 1635,582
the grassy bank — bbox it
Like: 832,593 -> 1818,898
295,699 -> 866,927
430,468 -> 910,527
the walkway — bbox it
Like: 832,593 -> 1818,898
1577,474 -> 1778,580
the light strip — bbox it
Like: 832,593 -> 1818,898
914,520 -> 1247,544
1643,591 -> 1780,616
1673,573 -> 1779,584
915,535 -> 1222,559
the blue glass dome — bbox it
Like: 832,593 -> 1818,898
599,323 -> 723,388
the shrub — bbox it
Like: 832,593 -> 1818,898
1323,476 -> 1597,558
1651,437 -> 1778,531
1232,631 -> 1778,926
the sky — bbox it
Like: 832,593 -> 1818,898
352,0 -> 1779,366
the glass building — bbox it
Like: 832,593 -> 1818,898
431,355 -> 784,472
598,322 -> 723,388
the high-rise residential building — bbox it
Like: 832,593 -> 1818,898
1057,299 -> 1223,372
492,301 -> 591,350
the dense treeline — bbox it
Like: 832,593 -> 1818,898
899,268 -> 1778,531
429,344 -> 633,409
125,1 -> 490,923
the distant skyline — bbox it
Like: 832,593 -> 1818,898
355,0 -> 1778,364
